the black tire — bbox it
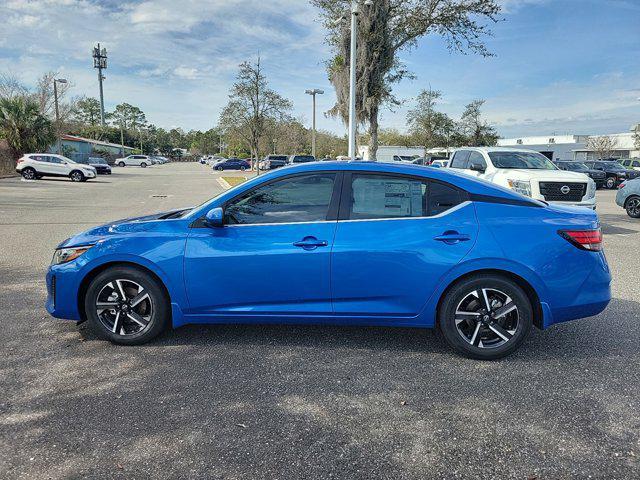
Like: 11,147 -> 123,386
69,170 -> 84,182
140,162 -> 147,168
21,167 -> 36,180
606,177 -> 616,189
625,196 -> 640,218
84,266 -> 170,345
240,166 -> 246,171
438,274 -> 533,360
216,166 -> 223,171
119,161 -> 125,167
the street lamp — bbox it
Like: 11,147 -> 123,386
305,88 -> 324,158
53,78 -> 67,154
338,0 -> 373,159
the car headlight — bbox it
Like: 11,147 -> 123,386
52,245 -> 93,265
507,179 -> 532,197
586,179 -> 596,198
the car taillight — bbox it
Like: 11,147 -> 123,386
559,229 -> 603,251
16,157 -> 25,164
618,182 -> 626,189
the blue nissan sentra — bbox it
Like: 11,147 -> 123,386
46,161 -> 611,359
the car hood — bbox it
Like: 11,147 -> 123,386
495,169 -> 590,182
57,207 -> 192,248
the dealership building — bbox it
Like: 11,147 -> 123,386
498,127 -> 640,161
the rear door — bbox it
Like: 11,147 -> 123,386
331,172 -> 477,316
449,150 -> 470,171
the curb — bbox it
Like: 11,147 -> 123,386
217,177 -> 232,190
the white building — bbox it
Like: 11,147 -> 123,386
358,145 -> 425,162
573,129 -> 640,161
497,135 -> 589,161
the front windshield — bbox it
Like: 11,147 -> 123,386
488,151 -> 557,170
90,158 -> 107,164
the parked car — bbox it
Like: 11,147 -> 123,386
46,162 -> 611,360
411,155 -> 448,166
212,157 -> 250,171
447,148 -> 596,209
73,157 -> 111,175
555,161 -> 606,188
430,159 -> 450,168
288,155 -> 316,164
615,178 -> 640,218
583,160 -> 640,189
16,153 -> 97,182
115,155 -> 152,168
259,155 -> 289,170
620,159 -> 640,171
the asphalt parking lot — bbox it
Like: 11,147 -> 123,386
1,162 -> 639,479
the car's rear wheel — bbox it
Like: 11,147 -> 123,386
240,166 -> 246,171
606,177 -> 616,189
21,167 -> 36,180
140,162 -> 147,168
625,196 -> 640,218
84,266 -> 170,345
70,170 -> 84,182
118,161 -> 125,167
438,274 -> 532,360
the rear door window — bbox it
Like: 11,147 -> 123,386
344,174 -> 463,220
450,151 -> 470,169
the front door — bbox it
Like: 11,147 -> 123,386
184,172 -> 341,315
331,173 -> 478,316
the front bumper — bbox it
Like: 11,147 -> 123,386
46,263 -> 82,321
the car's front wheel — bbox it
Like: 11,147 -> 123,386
21,167 -> 36,180
606,177 -> 616,189
69,170 -> 84,182
625,196 -> 640,218
84,266 -> 170,345
438,274 -> 532,360
118,161 -> 125,167
140,162 -> 147,168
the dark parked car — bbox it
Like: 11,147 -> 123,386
76,157 -> 112,174
555,161 -> 606,188
259,155 -> 288,170
584,160 -> 640,189
288,155 -> 316,164
212,157 -> 250,171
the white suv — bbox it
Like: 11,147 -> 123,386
16,154 -> 97,182
115,155 -> 151,167
447,147 -> 596,209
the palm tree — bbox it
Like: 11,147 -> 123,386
0,96 -> 55,159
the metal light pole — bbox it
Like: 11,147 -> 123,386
345,0 -> 372,159
305,89 -> 324,158
272,138 -> 277,154
92,44 -> 108,126
53,78 -> 67,154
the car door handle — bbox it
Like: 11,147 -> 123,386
433,231 -> 471,244
293,236 -> 329,250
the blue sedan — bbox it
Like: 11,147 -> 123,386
46,162 -> 611,359
212,158 -> 250,171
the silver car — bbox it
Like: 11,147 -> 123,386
616,178 -> 640,218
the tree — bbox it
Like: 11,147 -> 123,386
73,97 -> 102,127
407,87 -> 455,154
313,0 -> 501,160
0,96 -> 55,159
218,58 -> 292,173
587,135 -> 618,160
0,73 -> 29,100
458,100 -> 497,146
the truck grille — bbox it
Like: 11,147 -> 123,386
539,182 -> 586,202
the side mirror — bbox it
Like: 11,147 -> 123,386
204,207 -> 224,227
469,162 -> 485,173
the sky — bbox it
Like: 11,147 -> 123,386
1,0 -> 639,139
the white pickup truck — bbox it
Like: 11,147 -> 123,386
447,147 -> 596,209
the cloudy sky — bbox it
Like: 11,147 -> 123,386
2,0 -> 639,138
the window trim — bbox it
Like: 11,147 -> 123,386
450,150 -> 471,169
337,171 -> 468,221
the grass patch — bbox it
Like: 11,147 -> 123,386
221,176 -> 248,187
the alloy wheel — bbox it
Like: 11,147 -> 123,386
71,172 -> 83,182
454,288 -> 519,349
606,178 -> 615,189
627,198 -> 640,218
22,169 -> 35,180
95,279 -> 153,336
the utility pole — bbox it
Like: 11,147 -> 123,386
305,89 -> 324,158
93,44 -> 108,126
53,78 -> 67,154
